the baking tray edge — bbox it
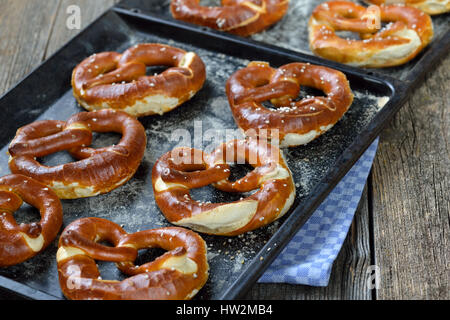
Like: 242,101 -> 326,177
0,6 -> 413,300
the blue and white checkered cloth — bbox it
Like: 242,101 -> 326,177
259,138 -> 379,286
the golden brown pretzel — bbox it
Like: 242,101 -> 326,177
365,0 -> 450,15
8,109 -> 146,199
0,174 -> 62,267
152,139 -> 295,236
170,0 -> 290,36
309,1 -> 433,67
56,217 -> 208,300
72,43 -> 206,117
226,61 -> 354,147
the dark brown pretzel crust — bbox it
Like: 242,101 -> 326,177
8,110 -> 146,199
226,61 -> 354,147
72,43 -> 206,117
0,174 -> 62,267
57,217 -> 208,300
366,0 -> 450,15
170,0 -> 290,36
152,139 -> 296,236
309,1 -> 433,67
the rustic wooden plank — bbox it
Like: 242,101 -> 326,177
371,54 -> 450,300
0,0 -> 60,95
246,185 -> 373,300
44,0 -> 120,58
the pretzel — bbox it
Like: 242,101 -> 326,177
0,174 -> 62,267
365,0 -> 450,15
152,139 -> 295,236
170,0 -> 290,36
56,217 -> 208,300
72,43 -> 206,117
226,61 -> 354,147
309,1 -> 433,67
8,109 -> 146,199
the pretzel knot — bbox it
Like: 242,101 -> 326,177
0,174 -> 62,267
308,1 -> 433,67
170,0 -> 290,36
72,43 -> 206,117
226,61 -> 354,148
365,0 -> 450,15
8,109 -> 146,199
152,139 -> 295,236
56,218 -> 208,300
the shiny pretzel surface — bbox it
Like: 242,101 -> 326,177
57,217 -> 208,300
309,1 -> 433,67
170,0 -> 290,36
0,174 -> 62,267
365,0 -> 450,15
72,43 -> 206,117
8,109 -> 146,199
152,139 -> 295,236
226,61 -> 354,147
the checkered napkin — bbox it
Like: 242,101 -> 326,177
259,138 -> 379,286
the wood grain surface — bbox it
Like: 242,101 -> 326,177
0,0 -> 447,300
371,54 -> 449,300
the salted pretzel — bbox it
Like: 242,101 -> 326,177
0,174 -> 62,267
309,1 -> 434,68
226,61 -> 354,147
72,43 -> 206,117
170,0 -> 290,36
56,217 -> 208,300
152,139 -> 295,236
8,109 -> 146,199
365,0 -> 450,15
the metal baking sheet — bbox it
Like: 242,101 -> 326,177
0,8 -> 408,299
117,0 -> 450,84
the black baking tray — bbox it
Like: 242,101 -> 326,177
118,0 -> 450,85
0,4 -> 430,300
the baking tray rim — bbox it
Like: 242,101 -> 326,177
0,7 -> 410,300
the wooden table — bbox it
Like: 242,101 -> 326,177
0,0 -> 448,300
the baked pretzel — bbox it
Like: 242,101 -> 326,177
309,1 -> 433,67
0,174 -> 62,267
8,109 -> 146,199
152,139 -> 295,236
226,61 -> 354,147
170,0 -> 290,36
365,0 -> 450,15
72,43 -> 206,117
57,217 -> 208,300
